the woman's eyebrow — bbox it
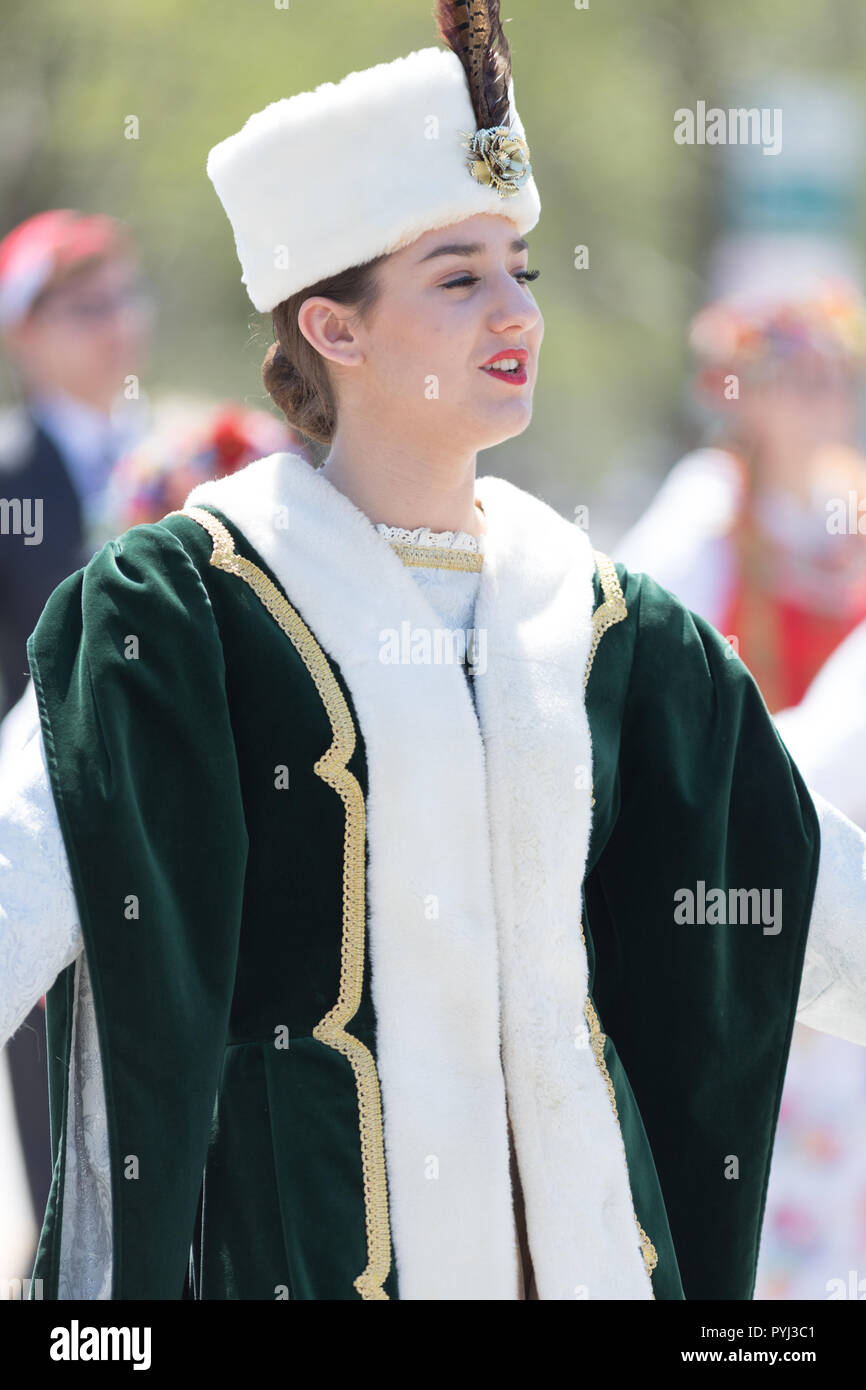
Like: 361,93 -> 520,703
415,236 -> 529,263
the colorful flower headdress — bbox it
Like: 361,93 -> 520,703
104,402 -> 303,532
689,279 -> 866,369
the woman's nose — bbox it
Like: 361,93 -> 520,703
490,277 -> 540,330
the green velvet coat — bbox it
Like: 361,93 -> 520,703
25,478 -> 819,1301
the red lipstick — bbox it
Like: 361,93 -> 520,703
480,347 -> 529,386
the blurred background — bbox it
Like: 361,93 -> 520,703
1,0 -> 866,1301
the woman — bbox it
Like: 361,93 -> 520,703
615,278 -> 866,713
3,2 -> 866,1302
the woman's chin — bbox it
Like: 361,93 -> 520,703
474,398 -> 533,446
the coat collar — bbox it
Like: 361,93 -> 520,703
183,449 -> 652,1300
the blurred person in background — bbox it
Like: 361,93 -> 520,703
615,275 -> 866,1300
615,277 -> 866,714
0,207 -> 151,1292
0,208 -> 153,717
614,275 -> 866,711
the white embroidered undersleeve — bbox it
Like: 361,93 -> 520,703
0,682 -> 82,1045
795,787 -> 866,1045
0,679 -> 112,1297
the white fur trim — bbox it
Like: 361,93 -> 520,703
206,46 -> 541,312
184,451 -> 653,1300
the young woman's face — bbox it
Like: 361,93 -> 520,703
311,213 -> 543,453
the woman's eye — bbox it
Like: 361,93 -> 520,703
442,268 -> 541,289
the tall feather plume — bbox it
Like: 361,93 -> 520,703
434,0 -> 514,131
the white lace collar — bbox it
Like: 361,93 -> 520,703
373,502 -> 485,570
373,521 -> 482,552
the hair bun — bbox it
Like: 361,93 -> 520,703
262,335 -> 331,443
263,340 -> 294,382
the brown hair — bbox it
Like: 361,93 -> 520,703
261,255 -> 387,445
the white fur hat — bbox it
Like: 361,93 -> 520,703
206,44 -> 541,313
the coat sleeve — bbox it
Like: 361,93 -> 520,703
0,679 -> 82,1048
25,519 -> 250,1299
584,563 -> 823,1300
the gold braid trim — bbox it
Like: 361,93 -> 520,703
585,550 -> 628,690
389,541 -> 483,571
581,552 -> 659,1287
165,505 -> 392,1301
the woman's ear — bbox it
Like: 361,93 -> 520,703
296,297 -> 365,369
